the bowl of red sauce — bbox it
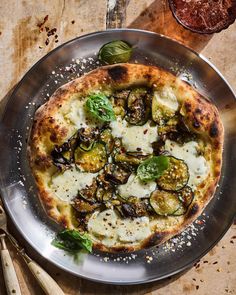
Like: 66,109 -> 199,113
169,0 -> 236,34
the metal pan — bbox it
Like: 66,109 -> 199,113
0,29 -> 236,285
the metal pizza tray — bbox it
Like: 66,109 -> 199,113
0,29 -> 236,285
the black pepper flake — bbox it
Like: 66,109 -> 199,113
71,20 -> 75,24
230,240 -> 234,244
143,129 -> 148,134
231,236 -> 236,239
136,147 -> 141,151
213,261 -> 218,265
196,285 -> 199,290
45,38 -> 49,46
55,40 -> 59,43
203,260 -> 208,263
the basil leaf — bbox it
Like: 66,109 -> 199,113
52,229 -> 93,253
86,93 -> 116,122
137,156 -> 169,182
98,40 -> 132,64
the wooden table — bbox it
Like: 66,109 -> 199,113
0,1 -> 235,294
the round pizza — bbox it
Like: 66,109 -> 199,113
28,63 -> 224,252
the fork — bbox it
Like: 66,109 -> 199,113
0,205 -> 65,295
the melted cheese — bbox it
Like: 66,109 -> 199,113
118,173 -> 156,199
164,140 -> 209,188
65,100 -> 102,128
65,100 -> 88,128
110,119 -> 157,154
153,87 -> 179,111
50,166 -> 97,202
88,209 -> 151,246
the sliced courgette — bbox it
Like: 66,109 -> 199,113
74,143 -> 107,173
177,186 -> 194,207
96,187 -> 113,202
125,88 -> 151,125
114,152 -> 149,166
100,129 -> 114,154
150,190 -> 182,216
72,198 -> 100,214
78,179 -> 97,204
104,163 -> 132,185
111,89 -> 129,118
157,156 -> 189,191
78,127 -> 99,151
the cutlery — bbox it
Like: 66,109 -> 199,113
0,204 -> 65,295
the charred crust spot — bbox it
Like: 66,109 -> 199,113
50,132 -> 58,142
107,66 -> 127,82
184,102 -> 192,113
111,246 -> 133,253
187,203 -> 199,219
209,121 -> 219,138
192,117 -> 200,128
194,108 -> 202,114
144,73 -> 152,80
214,170 -> 221,177
35,155 -> 51,169
48,117 -> 55,124
143,232 -> 166,247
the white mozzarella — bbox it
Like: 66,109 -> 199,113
153,87 -> 179,111
88,209 -> 151,246
65,100 -> 88,127
164,140 -> 209,188
65,100 -> 102,128
50,166 -> 97,202
118,173 -> 156,199
110,119 -> 157,154
117,216 -> 151,243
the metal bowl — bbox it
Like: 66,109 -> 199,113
0,29 -> 236,285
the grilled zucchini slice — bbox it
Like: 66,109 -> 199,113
100,129 -> 114,154
150,190 -> 182,216
126,88 -> 151,125
114,152 -> 149,166
74,143 -> 107,172
156,156 -> 189,191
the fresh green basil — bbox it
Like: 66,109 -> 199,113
137,156 -> 169,182
98,40 -> 132,64
52,229 -> 93,253
86,93 -> 116,122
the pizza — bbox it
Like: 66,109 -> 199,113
28,63 -> 224,252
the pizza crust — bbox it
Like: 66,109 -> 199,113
28,63 -> 224,252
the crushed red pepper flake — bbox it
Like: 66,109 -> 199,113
37,15 -> 49,30
47,28 -> 57,37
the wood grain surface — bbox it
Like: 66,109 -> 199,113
0,1 -> 236,294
